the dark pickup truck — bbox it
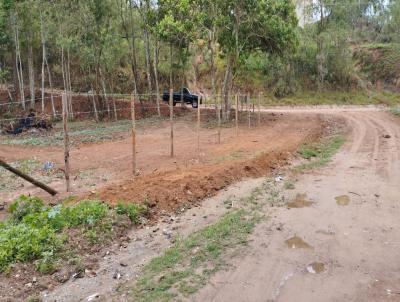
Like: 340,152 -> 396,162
162,87 -> 200,108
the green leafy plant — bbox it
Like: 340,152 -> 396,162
115,202 -> 147,225
0,196 -> 146,273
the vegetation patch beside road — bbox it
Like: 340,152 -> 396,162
130,181 -> 279,302
262,90 -> 399,107
295,136 -> 346,172
389,107 -> 400,117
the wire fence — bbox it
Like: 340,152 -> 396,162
0,91 -> 267,194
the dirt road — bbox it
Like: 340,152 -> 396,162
194,110 -> 400,302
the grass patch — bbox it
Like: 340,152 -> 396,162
262,90 -> 400,107
0,116 -> 167,147
295,136 -> 345,171
0,195 -> 147,273
283,180 -> 295,190
131,185 -> 269,302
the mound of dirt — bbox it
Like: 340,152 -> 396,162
93,123 -> 322,217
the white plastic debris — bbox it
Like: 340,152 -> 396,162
87,293 -> 100,301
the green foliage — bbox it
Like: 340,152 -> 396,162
295,136 -> 346,171
133,209 -> 258,301
0,222 -> 60,273
115,202 -> 147,225
9,195 -> 44,221
389,107 -> 400,116
354,43 -> 400,84
0,195 -> 146,273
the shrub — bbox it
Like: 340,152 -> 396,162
8,195 -> 44,222
0,223 -> 60,272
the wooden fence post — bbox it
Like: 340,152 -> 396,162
131,94 -> 136,177
235,94 -> 239,137
62,93 -> 70,192
217,95 -> 221,144
247,93 -> 251,128
258,93 -> 262,126
169,89 -> 174,157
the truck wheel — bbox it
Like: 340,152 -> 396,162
192,100 -> 198,108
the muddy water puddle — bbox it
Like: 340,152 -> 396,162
335,195 -> 350,206
306,262 -> 325,274
285,236 -> 314,249
287,193 -> 314,208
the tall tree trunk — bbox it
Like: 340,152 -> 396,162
90,83 -> 99,122
27,43 -> 35,109
40,13 -> 46,113
153,38 -> 161,116
208,26 -> 217,104
169,43 -> 173,89
144,28 -> 152,94
44,56 -> 56,118
99,67 -> 111,119
222,56 -> 233,121
109,76 -> 118,121
66,47 -> 74,119
118,0 -> 143,114
12,12 -> 25,109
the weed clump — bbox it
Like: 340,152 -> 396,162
115,202 -> 148,224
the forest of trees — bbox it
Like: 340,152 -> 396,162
0,0 -> 399,114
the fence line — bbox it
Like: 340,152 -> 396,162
1,89 -> 268,191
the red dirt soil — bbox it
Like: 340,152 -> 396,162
0,112 -> 325,216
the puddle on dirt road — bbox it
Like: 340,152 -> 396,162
306,262 -> 325,274
335,195 -> 350,206
285,236 -> 314,249
287,193 -> 313,208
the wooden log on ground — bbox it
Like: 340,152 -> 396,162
0,158 -> 58,196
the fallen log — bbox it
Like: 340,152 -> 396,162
0,158 -> 58,196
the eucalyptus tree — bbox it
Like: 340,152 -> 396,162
216,0 -> 298,118
156,0 -> 200,93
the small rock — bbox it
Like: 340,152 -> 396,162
87,293 -> 100,301
120,262 -> 128,267
0,204 -> 5,211
113,271 -> 122,280
55,271 -> 70,283
152,227 -> 160,233
72,270 -> 84,279
32,277 -> 37,283
25,282 -> 32,287
85,269 -> 97,277
383,134 -> 391,139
